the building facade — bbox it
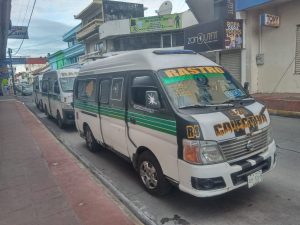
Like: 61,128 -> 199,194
62,24 -> 85,68
98,11 -> 198,54
75,0 -> 144,62
48,24 -> 85,70
237,0 -> 300,93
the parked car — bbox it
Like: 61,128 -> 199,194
20,84 -> 33,96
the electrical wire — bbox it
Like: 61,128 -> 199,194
13,0 -> 37,56
21,0 -> 32,26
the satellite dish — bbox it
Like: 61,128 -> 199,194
156,1 -> 173,16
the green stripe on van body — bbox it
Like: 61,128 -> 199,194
74,100 -> 177,136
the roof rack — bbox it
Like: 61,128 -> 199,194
153,49 -> 196,55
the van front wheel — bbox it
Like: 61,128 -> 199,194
138,151 -> 171,196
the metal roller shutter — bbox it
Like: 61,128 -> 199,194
201,52 -> 217,63
220,51 -> 242,83
295,25 -> 300,74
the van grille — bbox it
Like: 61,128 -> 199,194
219,128 -> 269,162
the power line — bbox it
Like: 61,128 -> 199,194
21,0 -> 32,26
13,0 -> 37,56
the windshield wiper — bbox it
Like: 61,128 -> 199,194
223,97 -> 255,104
179,103 -> 234,109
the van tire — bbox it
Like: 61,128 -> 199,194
44,105 -> 51,119
57,112 -> 64,129
85,126 -> 98,152
138,151 -> 172,196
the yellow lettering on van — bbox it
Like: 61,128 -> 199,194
197,67 -> 207,74
187,67 -> 200,75
177,68 -> 190,76
205,67 -> 217,73
165,70 -> 179,77
214,67 -> 225,73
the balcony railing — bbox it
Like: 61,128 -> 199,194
79,51 -> 105,63
76,19 -> 103,41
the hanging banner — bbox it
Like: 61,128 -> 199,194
224,19 -> 243,49
8,26 -> 29,39
130,14 -> 182,33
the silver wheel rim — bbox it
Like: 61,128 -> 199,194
139,161 -> 158,190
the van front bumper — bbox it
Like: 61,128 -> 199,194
178,140 -> 277,197
62,109 -> 75,125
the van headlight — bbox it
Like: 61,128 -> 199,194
183,140 -> 224,165
267,128 -> 274,144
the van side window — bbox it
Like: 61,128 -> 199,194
99,79 -> 111,104
131,76 -> 162,108
78,79 -> 96,101
111,78 -> 123,101
42,81 -> 48,92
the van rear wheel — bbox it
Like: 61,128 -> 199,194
85,126 -> 98,152
57,112 -> 64,129
138,151 -> 172,196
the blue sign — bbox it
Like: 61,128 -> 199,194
0,58 -> 27,65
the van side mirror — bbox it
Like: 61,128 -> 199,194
71,102 -> 74,108
146,91 -> 161,110
244,82 -> 250,93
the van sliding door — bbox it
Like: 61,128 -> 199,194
98,76 -> 129,157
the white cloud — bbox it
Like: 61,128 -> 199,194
8,0 -> 188,57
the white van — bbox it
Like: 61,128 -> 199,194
41,69 -> 79,128
33,74 -> 43,111
74,49 -> 277,197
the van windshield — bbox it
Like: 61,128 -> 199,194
158,66 -> 248,109
60,77 -> 75,92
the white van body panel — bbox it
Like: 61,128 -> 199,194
42,69 -> 79,124
75,49 -> 276,197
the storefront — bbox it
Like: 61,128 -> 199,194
184,19 -> 244,83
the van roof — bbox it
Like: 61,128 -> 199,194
43,68 -> 79,79
79,49 -> 219,76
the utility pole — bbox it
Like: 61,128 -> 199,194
8,48 -> 16,95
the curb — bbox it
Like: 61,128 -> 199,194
22,99 -> 158,225
268,109 -> 300,119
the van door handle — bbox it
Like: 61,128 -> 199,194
129,117 -> 136,124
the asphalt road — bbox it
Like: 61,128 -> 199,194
20,96 -> 300,225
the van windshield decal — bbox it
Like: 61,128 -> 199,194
162,67 -> 225,85
158,66 -> 247,108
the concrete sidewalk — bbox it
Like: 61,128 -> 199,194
0,97 -> 140,225
253,93 -> 300,118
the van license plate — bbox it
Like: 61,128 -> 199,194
247,170 -> 263,188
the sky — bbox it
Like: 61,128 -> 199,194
8,0 -> 189,58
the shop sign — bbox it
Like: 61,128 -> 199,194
130,14 -> 182,33
224,20 -> 243,49
184,19 -> 243,52
8,26 -> 29,39
261,13 -> 280,27
184,20 -> 224,52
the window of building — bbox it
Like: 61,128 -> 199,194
296,25 -> 300,74
78,79 -> 96,101
172,31 -> 184,47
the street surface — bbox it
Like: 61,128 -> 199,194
21,96 -> 300,225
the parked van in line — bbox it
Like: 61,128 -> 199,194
41,69 -> 79,128
74,49 -> 276,197
33,74 -> 43,111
